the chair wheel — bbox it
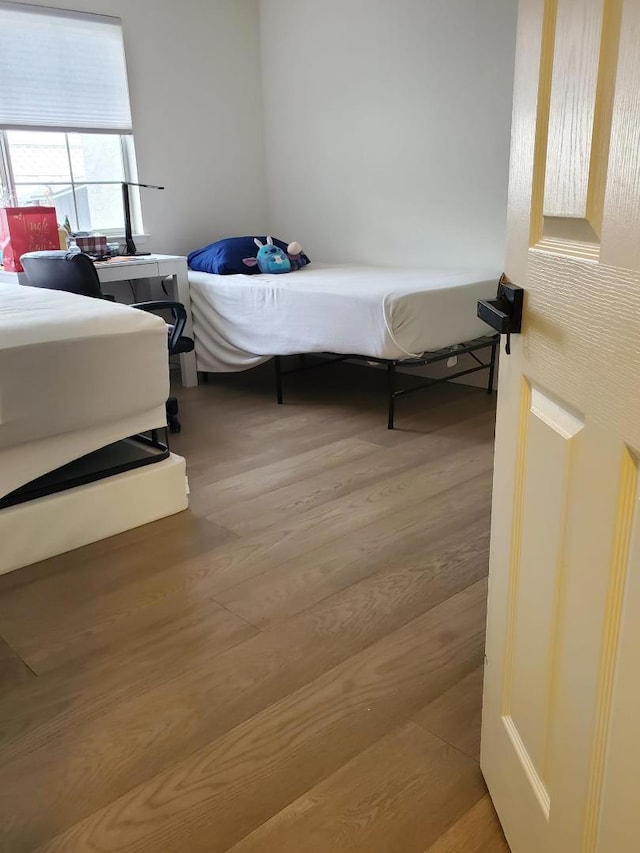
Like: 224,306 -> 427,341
168,416 -> 181,434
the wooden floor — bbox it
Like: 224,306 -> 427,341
0,361 -> 509,852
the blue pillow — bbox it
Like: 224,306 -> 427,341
188,236 -> 291,275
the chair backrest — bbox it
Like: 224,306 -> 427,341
20,251 -> 103,299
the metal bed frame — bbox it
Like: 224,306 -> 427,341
273,334 -> 499,429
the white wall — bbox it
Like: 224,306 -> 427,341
259,0 -> 517,271
9,0 -> 517,270
12,0 -> 268,257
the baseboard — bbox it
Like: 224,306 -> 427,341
0,453 -> 189,576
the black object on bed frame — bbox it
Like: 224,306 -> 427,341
271,335 -> 499,429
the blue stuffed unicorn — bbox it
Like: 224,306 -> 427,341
243,236 -> 291,274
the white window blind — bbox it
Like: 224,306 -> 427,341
0,2 -> 132,133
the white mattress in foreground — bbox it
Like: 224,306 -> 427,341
0,284 -> 169,454
188,264 -> 498,372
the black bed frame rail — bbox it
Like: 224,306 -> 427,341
273,335 -> 499,429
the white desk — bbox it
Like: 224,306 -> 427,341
1,253 -> 198,388
94,254 -> 196,387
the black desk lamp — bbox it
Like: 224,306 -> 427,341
121,181 -> 164,256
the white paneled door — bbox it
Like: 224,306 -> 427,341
481,0 -> 640,851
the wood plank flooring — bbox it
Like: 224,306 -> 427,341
0,361 -> 508,852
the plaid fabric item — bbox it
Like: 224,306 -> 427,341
75,235 -> 108,255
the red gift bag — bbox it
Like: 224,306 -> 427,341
0,206 -> 60,272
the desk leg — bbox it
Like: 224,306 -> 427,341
173,267 -> 198,387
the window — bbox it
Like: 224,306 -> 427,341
0,130 -> 140,234
0,2 -> 142,235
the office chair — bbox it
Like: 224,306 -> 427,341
20,250 -> 194,433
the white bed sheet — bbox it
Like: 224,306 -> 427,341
0,284 -> 169,455
188,263 -> 498,372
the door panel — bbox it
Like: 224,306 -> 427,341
506,386 -> 582,797
595,465 -> 640,850
544,0 -> 605,221
482,0 -> 640,850
602,0 -> 640,270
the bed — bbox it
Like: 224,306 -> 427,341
188,263 -> 500,427
0,284 -> 188,573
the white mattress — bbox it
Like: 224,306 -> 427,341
188,263 -> 498,372
0,285 -> 169,495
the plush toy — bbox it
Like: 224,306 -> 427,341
243,237 -> 291,274
286,241 -> 306,270
243,236 -> 309,274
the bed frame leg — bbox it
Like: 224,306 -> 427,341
275,356 -> 284,404
487,340 -> 498,395
387,362 -> 396,429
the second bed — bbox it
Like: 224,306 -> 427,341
188,263 -> 499,427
